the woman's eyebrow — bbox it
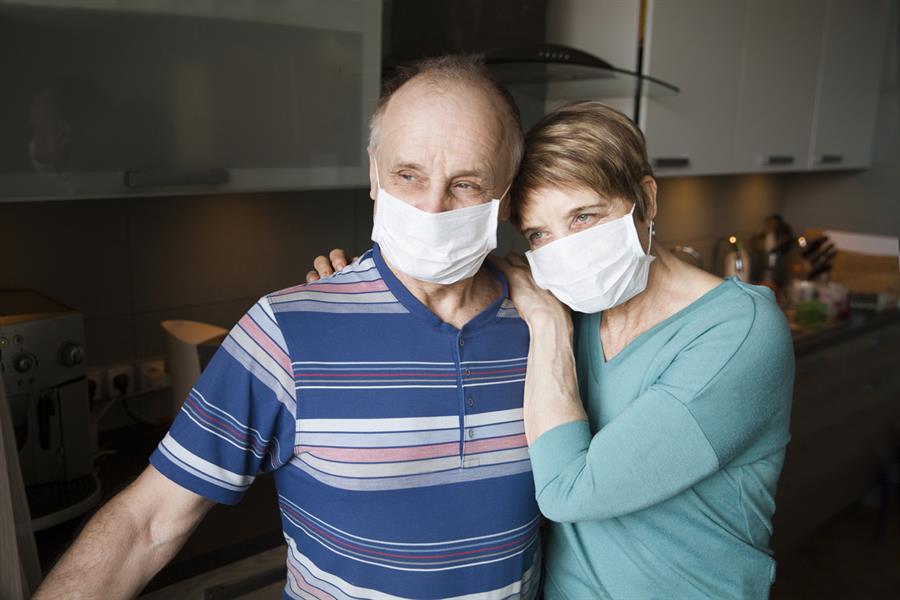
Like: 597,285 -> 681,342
566,204 -> 603,217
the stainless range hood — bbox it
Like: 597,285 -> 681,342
484,43 -> 679,100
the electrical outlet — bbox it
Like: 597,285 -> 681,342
106,364 -> 134,399
138,358 -> 169,392
86,367 -> 104,402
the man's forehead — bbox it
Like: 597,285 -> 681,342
377,93 -> 508,178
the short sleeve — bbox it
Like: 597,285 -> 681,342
150,296 -> 296,504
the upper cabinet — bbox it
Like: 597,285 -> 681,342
0,0 -> 382,201
640,0 -> 890,177
731,0 -> 825,173
808,0 -> 891,170
640,0 -> 745,176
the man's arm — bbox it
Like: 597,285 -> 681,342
33,465 -> 215,600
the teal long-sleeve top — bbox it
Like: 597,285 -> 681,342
529,278 -> 795,599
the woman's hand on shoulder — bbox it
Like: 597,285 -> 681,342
306,248 -> 356,283
490,254 -> 571,328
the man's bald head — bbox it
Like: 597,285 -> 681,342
369,55 -> 524,179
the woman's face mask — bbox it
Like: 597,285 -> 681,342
523,192 -> 655,313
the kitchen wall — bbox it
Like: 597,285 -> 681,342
653,174 -> 785,272
1,189 -> 373,369
780,0 -> 899,238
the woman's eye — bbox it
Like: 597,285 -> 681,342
528,231 -> 544,242
575,213 -> 593,223
399,173 -> 415,182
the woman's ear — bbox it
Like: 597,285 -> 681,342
641,176 -> 658,223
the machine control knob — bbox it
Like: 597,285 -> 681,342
59,342 -> 86,367
13,353 -> 36,373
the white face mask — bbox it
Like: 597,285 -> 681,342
525,204 -> 655,313
370,160 -> 507,284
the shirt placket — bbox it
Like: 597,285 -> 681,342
454,331 -> 473,468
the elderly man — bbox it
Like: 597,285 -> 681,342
34,55 -> 541,600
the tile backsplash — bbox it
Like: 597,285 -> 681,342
2,188 -> 371,366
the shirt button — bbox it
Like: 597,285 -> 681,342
464,368 -> 471,376
466,396 -> 474,407
467,428 -> 475,439
459,338 -> 465,347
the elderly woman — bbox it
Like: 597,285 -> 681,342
492,101 -> 794,599
309,100 -> 794,599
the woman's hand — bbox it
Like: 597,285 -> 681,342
490,254 -> 571,328
306,248 -> 357,283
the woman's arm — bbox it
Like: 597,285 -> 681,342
492,256 -> 794,523
490,255 -> 588,443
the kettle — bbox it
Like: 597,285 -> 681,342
722,236 -> 751,282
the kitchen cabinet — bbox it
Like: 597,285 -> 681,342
773,318 -> 900,551
640,0 -> 746,176
640,0 -> 889,177
807,0 -> 891,170
0,0 -> 381,201
731,0 -> 825,174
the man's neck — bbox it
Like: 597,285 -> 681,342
386,259 -> 502,330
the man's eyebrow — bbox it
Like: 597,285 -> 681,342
391,161 -> 426,172
449,169 -> 489,181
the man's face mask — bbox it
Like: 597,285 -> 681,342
370,159 -> 508,285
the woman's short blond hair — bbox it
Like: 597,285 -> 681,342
511,101 -> 653,226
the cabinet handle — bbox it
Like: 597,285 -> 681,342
124,169 -> 230,188
815,154 -> 844,165
652,157 -> 690,168
759,155 -> 795,166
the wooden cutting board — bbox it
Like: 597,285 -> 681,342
805,229 -> 899,296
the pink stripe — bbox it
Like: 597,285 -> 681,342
465,433 -> 527,455
297,434 -> 527,464
297,440 -> 459,463
286,561 -> 336,600
302,280 -> 388,293
239,315 -> 292,374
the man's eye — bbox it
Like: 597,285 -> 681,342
399,173 -> 415,182
454,182 -> 479,191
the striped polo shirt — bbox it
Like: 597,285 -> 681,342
150,244 -> 541,599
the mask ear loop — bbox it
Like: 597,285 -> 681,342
497,182 -> 512,202
647,220 -> 655,256
373,157 -> 382,189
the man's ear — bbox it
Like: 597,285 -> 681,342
367,146 -> 377,202
499,194 -> 511,221
641,176 -> 658,223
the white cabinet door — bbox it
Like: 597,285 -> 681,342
732,0 -> 826,173
808,0 -> 891,170
0,0 -> 381,201
640,0 -> 746,176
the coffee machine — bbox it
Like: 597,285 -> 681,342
0,290 -> 99,530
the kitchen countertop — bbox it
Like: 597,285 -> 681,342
792,308 -> 900,357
